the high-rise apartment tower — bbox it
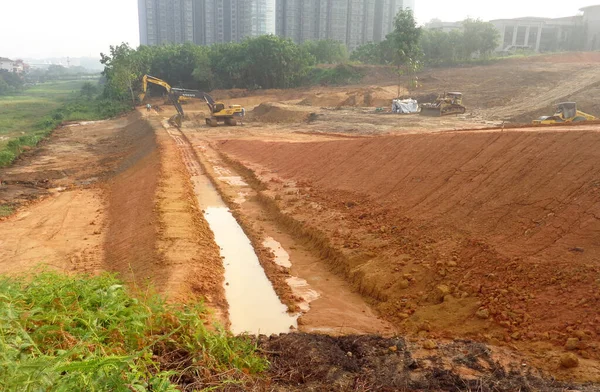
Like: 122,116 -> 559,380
139,0 -> 272,46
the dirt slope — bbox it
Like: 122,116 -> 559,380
0,190 -> 104,275
102,118 -> 163,288
416,53 -> 600,122
218,128 -> 600,363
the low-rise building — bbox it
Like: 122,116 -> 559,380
0,58 -> 24,73
581,5 -> 600,50
424,20 -> 462,33
490,5 -> 600,53
490,16 -> 584,52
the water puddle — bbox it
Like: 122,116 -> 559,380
262,237 -> 320,312
286,276 -> 320,312
164,124 -> 296,335
64,120 -> 107,127
233,191 -> 249,205
218,176 -> 248,187
263,237 -> 291,268
205,207 -> 295,334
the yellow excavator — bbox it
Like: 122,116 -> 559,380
420,92 -> 466,116
139,75 -> 244,127
533,102 -> 596,125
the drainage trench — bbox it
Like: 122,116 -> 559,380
163,122 -> 296,335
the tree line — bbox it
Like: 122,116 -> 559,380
351,17 -> 500,66
100,36 -> 350,103
100,10 -> 500,103
0,71 -> 23,95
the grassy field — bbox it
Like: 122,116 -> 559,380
0,79 -> 129,167
0,80 -> 90,143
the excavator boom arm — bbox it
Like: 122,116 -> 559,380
139,75 -> 173,102
171,88 -> 217,114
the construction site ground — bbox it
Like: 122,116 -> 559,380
1,53 -> 600,389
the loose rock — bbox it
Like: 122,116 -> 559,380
476,309 -> 490,319
423,340 -> 437,350
560,353 -> 580,368
565,338 -> 579,351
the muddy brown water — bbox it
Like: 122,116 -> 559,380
163,121 -> 296,334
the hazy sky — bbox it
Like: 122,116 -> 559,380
2,0 -> 599,59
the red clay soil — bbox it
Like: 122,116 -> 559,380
103,113 -> 227,311
102,118 -> 165,288
218,128 -> 600,363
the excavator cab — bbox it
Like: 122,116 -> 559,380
214,103 -> 226,113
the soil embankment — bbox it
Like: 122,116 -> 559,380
0,115 -> 139,275
218,128 -> 600,367
103,116 -> 163,287
103,112 -> 227,308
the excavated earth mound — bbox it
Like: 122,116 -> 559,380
297,86 -> 399,108
249,102 -> 311,123
258,333 -> 595,391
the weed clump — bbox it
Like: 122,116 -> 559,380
0,272 -> 265,391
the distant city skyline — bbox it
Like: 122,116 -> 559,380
2,0 -> 600,59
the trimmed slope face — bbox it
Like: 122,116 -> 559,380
220,130 -> 600,259
218,129 -> 600,359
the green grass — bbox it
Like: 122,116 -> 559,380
0,80 -> 130,167
0,205 -> 14,218
0,272 -> 266,391
0,80 -> 89,140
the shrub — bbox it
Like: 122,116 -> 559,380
0,272 -> 266,391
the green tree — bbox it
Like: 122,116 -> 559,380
46,64 -> 68,79
0,71 -> 24,94
100,43 -> 143,104
462,19 -> 500,58
242,35 -> 315,89
0,76 -> 11,95
302,40 -> 348,64
350,42 -> 383,64
80,82 -> 98,100
385,9 -> 422,66
420,29 -> 466,64
209,42 -> 250,89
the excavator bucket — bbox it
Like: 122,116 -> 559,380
169,114 -> 182,128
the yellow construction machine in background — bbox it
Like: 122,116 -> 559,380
139,75 -> 244,127
533,102 -> 596,125
420,92 -> 466,116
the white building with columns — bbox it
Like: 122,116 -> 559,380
582,5 -> 600,50
490,4 -> 600,53
490,15 -> 583,52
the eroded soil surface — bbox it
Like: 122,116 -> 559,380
2,53 -> 600,387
